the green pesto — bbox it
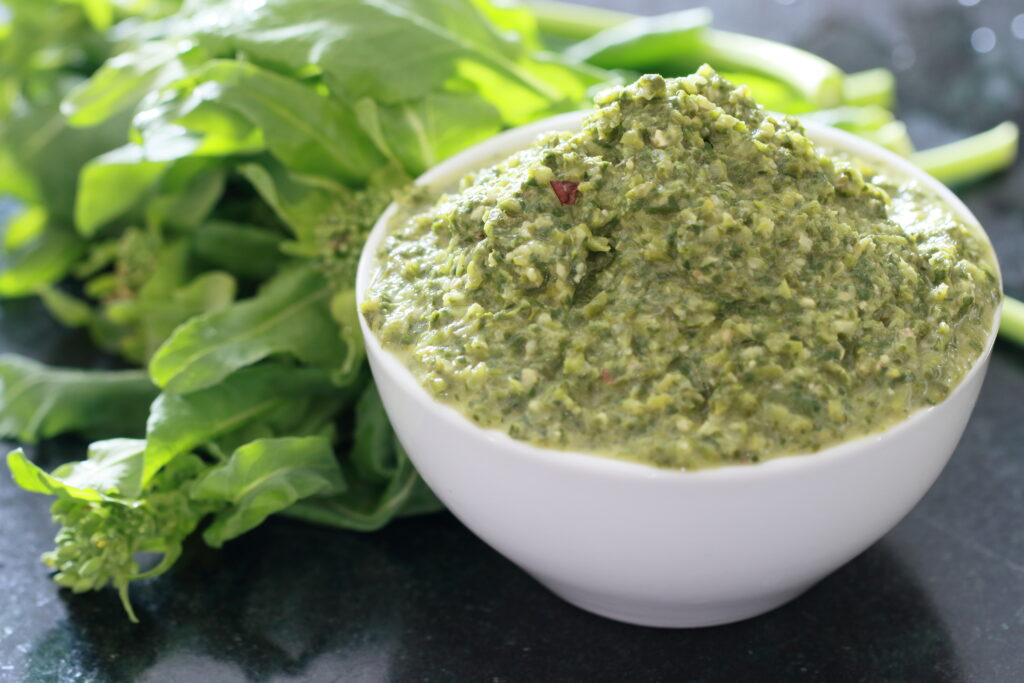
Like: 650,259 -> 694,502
362,67 -> 1001,471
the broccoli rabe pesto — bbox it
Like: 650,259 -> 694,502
362,67 -> 1000,471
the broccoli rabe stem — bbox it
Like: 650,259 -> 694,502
527,0 -> 626,39
999,296 -> 1024,349
842,68 -> 896,108
912,122 -> 1019,187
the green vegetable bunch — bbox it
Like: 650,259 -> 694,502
0,0 -> 1018,621
0,0 -> 602,620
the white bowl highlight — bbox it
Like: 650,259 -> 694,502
356,112 -> 1001,628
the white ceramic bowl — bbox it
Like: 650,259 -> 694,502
356,112 -> 1002,628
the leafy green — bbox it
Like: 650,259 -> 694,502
237,158 -> 396,248
192,436 -> 345,546
0,94 -> 131,224
283,385 -> 441,532
0,227 -> 85,297
37,285 -> 94,327
8,438 -> 146,499
181,0 -> 596,120
0,1 -> 113,115
0,354 -> 157,442
142,363 -> 341,483
62,39 -> 189,127
145,161 -> 227,230
529,0 -> 631,42
354,94 -> 503,175
75,145 -> 170,236
86,232 -> 237,363
187,60 -> 385,183
149,265 -> 345,394
557,7 -> 842,108
191,220 -> 285,280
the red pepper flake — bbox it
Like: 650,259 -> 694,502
550,180 -> 579,205
600,368 -> 615,384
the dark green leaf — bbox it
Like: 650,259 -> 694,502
50,438 -> 148,498
354,93 -> 502,175
282,385 -> 442,531
7,436 -> 145,502
86,232 -> 237,363
134,95 -> 266,162
8,448 -> 214,623
7,448 -> 108,502
181,59 -> 384,183
0,354 -> 157,443
37,285 -> 94,327
0,94 -> 131,222
149,265 -> 344,394
192,220 -> 285,280
237,159 -> 362,244
62,39 -> 187,127
0,227 -> 85,297
349,383 -> 399,483
75,144 -> 170,236
146,162 -> 227,230
186,0 -> 577,107
192,435 -> 345,546
143,363 -> 339,483
283,442 -> 440,532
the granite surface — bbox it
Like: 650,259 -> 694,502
2,0 -> 1023,681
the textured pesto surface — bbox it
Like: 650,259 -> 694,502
362,67 -> 1001,470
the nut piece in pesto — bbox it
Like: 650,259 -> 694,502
361,66 -> 1001,471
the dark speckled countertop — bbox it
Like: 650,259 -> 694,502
2,0 -> 1023,681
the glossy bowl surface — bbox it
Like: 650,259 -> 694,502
356,111 -> 1001,628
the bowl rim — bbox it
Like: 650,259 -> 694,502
356,110 -> 1003,482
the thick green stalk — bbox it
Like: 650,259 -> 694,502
689,30 -> 843,107
563,9 -> 712,70
531,1 -> 843,107
999,296 -> 1024,348
528,0 -> 628,39
842,68 -> 895,108
912,122 -> 1019,187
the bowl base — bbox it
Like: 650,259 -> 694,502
536,576 -> 814,629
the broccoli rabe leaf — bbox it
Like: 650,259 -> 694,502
0,227 -> 85,297
143,363 -> 342,483
354,93 -> 503,175
87,233 -> 237,364
192,436 -> 345,546
62,39 -> 189,127
8,439 -> 145,499
37,285 -> 94,328
181,0 -> 596,120
283,385 -> 443,532
0,354 -> 158,443
0,95 -> 130,224
187,59 -> 384,183
75,145 -> 171,236
149,264 -> 344,394
192,220 -> 286,280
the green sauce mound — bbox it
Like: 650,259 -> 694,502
362,66 -> 1001,470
